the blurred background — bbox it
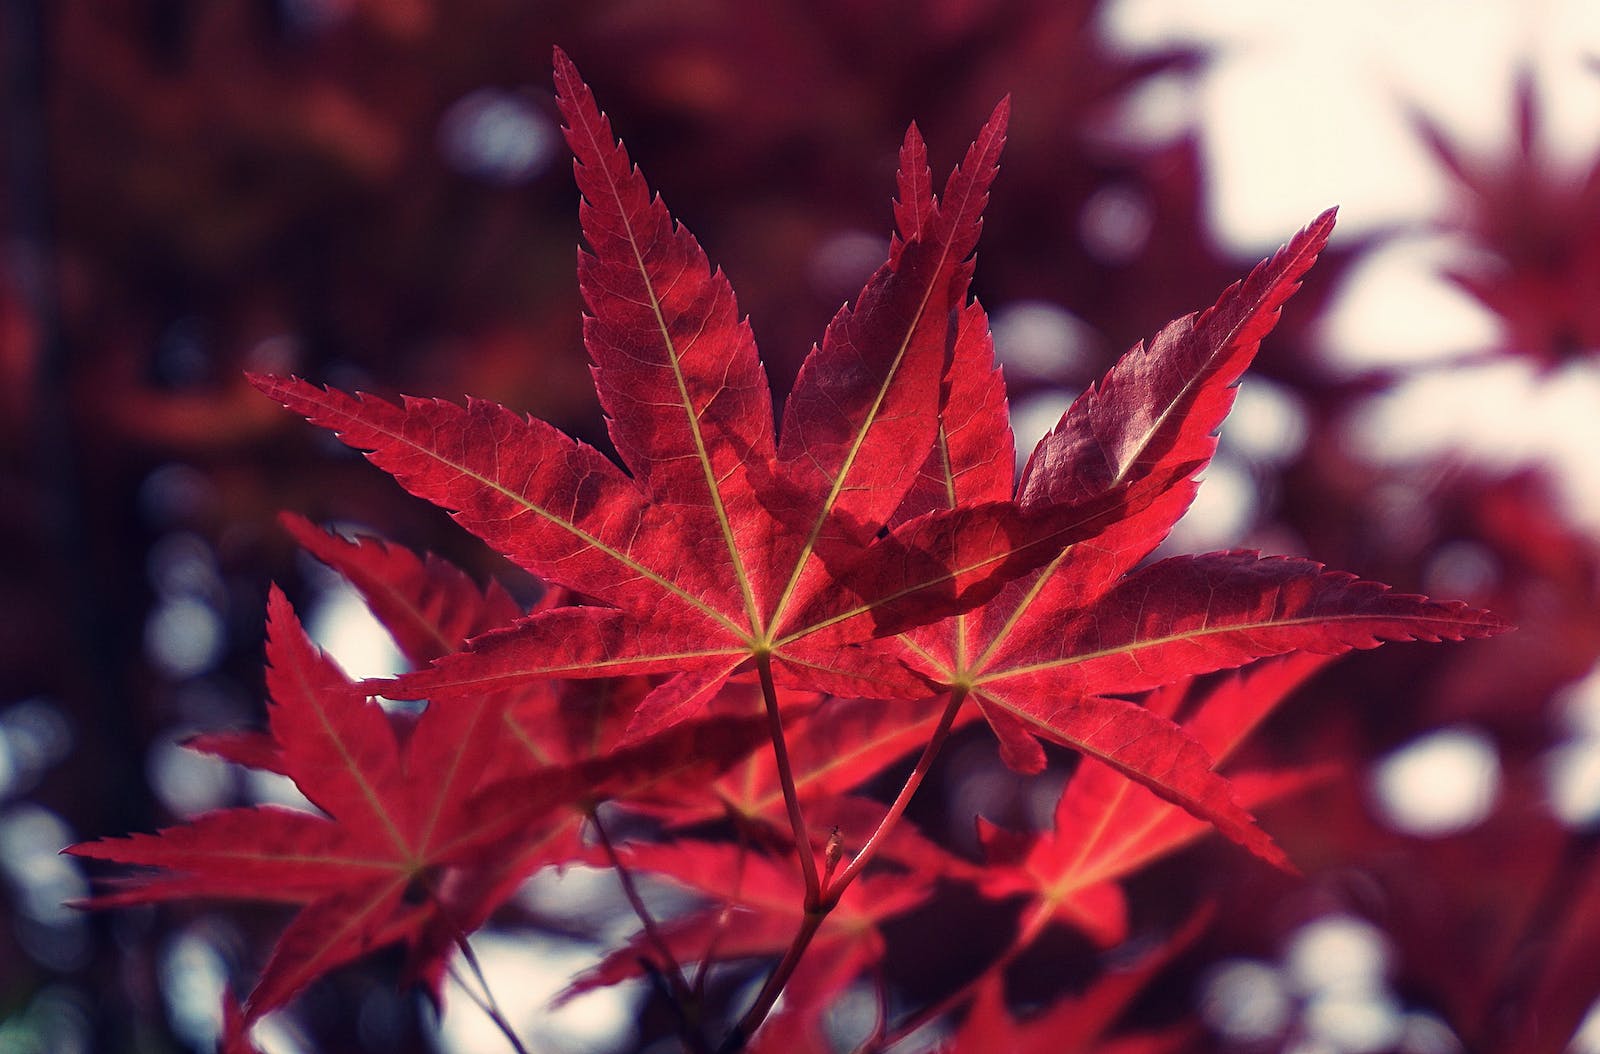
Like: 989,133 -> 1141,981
3,0 -> 1600,1051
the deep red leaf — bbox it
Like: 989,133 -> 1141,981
977,657 -> 1333,947
68,589 -> 579,1036
257,59 -> 1025,741
870,211 -> 1507,871
279,512 -> 521,665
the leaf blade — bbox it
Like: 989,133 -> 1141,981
555,47 -> 775,632
280,512 -> 520,665
768,100 -> 1009,628
249,377 -> 743,637
263,587 -> 412,856
985,552 -> 1512,693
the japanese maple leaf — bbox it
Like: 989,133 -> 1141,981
73,580 -> 767,1047
976,655 -> 1333,947
271,516 -> 780,883
69,589 -> 571,1047
262,517 -> 774,900
256,51 -> 1144,742
864,200 -> 1508,867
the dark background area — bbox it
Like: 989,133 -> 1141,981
2,1 -> 1598,1051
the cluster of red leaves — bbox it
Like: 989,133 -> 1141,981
1410,69 -> 1600,369
69,51 -> 1506,1053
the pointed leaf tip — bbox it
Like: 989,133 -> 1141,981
989,94 -> 1012,132
245,370 -> 286,399
551,47 -> 587,108
1304,206 -> 1338,247
265,582 -> 293,633
551,45 -> 576,78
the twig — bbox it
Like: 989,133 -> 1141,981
720,686 -> 969,1051
825,688 -> 967,903
588,806 -> 707,1046
717,908 -> 827,1053
448,933 -> 532,1054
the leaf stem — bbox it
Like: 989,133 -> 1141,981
717,908 -> 827,1053
423,879 -> 530,1054
588,806 -> 702,1027
720,687 -> 968,1051
448,933 -> 532,1054
755,652 -> 820,905
825,687 -> 967,903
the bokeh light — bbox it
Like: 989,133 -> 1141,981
1369,727 -> 1501,836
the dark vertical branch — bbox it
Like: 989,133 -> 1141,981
3,1 -> 144,820
4,2 -> 153,1048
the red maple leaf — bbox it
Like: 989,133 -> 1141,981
863,196 -> 1504,869
976,655 -> 1333,947
69,588 -> 558,1048
69,536 -> 767,1047
259,50 -> 1164,747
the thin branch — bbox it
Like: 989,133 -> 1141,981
448,933 -> 531,1054
420,878 -> 530,1054
717,908 -> 827,1053
588,808 -> 699,1010
590,808 -> 718,1054
639,957 -> 715,1054
720,686 -> 969,1052
825,687 -> 967,902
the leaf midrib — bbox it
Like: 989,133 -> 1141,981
290,653 -> 414,861
572,101 -> 765,638
972,607 -> 1465,685
765,144 -> 992,641
291,384 -> 748,641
